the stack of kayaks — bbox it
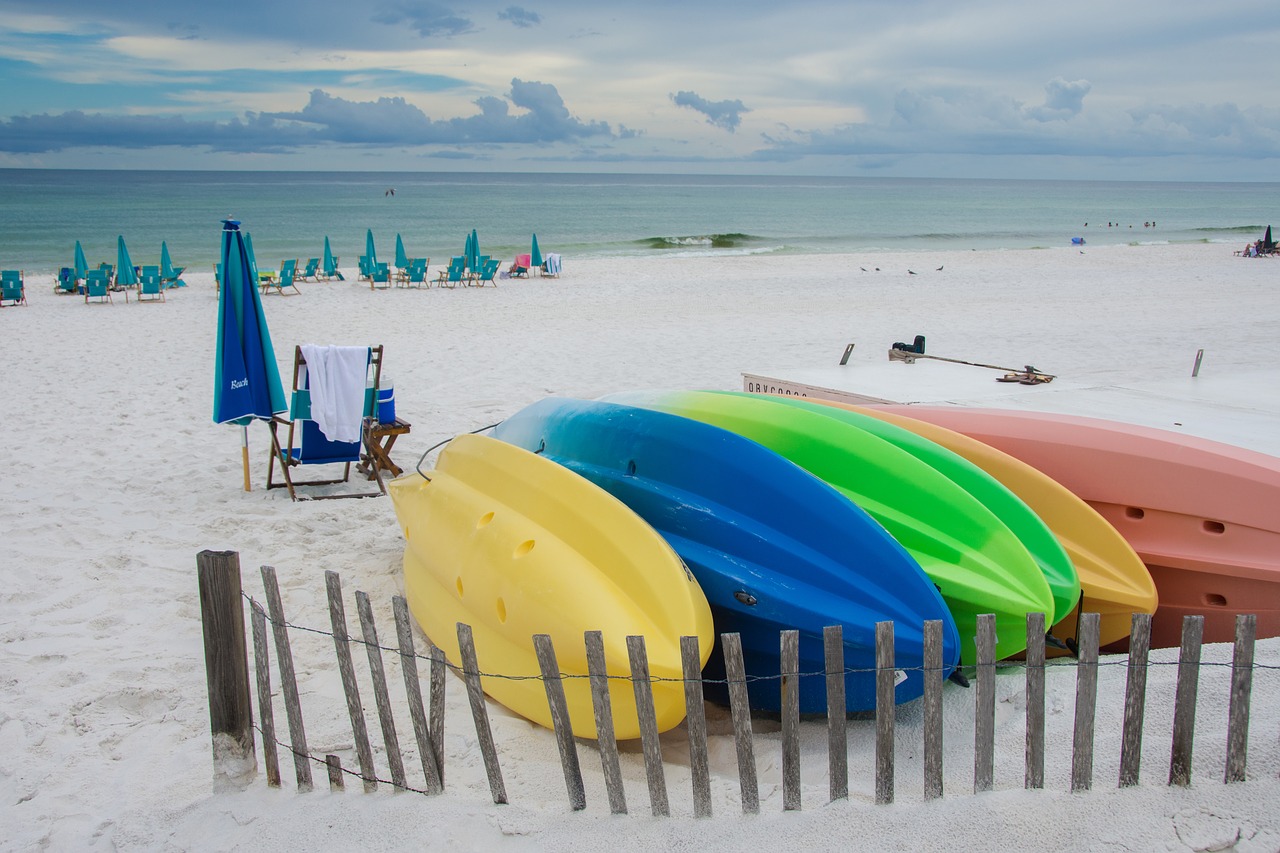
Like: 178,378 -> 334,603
868,405 -> 1278,650
491,398 -> 960,713
392,388 -> 1270,738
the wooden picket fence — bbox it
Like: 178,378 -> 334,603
197,549 -> 1267,814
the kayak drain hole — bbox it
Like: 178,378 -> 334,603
477,511 -> 494,529
734,590 -> 758,606
1204,593 -> 1227,607
496,597 -> 507,623
1125,507 -> 1145,520
1203,520 -> 1225,535
514,540 -> 535,558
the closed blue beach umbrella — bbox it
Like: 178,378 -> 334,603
366,228 -> 378,268
468,228 -> 480,270
395,233 -> 408,269
323,235 -> 343,280
320,233 -> 340,279
74,240 -> 88,280
243,231 -> 261,282
530,234 -> 543,269
161,241 -> 181,278
214,219 -> 286,491
116,236 -> 139,287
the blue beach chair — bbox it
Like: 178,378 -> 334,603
137,270 -> 165,302
84,269 -> 113,303
267,345 -> 386,501
435,256 -> 466,288
1,270 -> 27,306
262,259 -> 300,295
56,267 -> 79,295
472,257 -> 500,287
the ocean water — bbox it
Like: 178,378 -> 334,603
0,170 -> 1274,274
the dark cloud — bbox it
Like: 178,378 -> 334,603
753,83 -> 1280,162
0,80 -> 613,153
498,6 -> 541,28
1026,78 -> 1091,122
0,110 -> 315,154
670,91 -> 749,132
372,2 -> 474,38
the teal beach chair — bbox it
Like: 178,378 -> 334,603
1,270 -> 26,306
138,270 -> 165,302
84,269 -> 113,303
435,256 -> 466,288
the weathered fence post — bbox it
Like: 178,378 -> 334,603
260,565 -> 313,792
355,591 -> 407,791
535,634 -> 586,811
974,614 -> 996,794
325,571 -> 377,792
1169,615 -> 1205,787
1024,612 -> 1045,790
721,632 -> 760,814
1118,612 -> 1152,788
923,620 -> 944,801
781,629 -> 801,811
197,549 -> 257,792
457,622 -> 507,804
681,635 -> 712,818
1224,614 -> 1257,784
326,754 -> 344,791
584,630 -> 627,815
1071,613 -> 1101,792
249,599 -> 281,787
392,595 -> 443,794
627,635 -> 670,817
824,625 -> 848,803
875,621 -> 895,805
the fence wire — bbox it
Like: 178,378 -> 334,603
241,589 -> 1277,688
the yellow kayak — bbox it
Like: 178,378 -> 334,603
848,404 -> 1156,651
389,433 -> 713,739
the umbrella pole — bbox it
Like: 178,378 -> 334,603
241,425 -> 252,492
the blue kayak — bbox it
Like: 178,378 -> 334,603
492,397 -> 960,713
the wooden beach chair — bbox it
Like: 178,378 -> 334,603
261,259 -> 301,295
267,345 -> 387,501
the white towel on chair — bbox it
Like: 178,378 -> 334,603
300,345 -> 368,443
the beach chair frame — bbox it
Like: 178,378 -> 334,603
267,345 -> 387,501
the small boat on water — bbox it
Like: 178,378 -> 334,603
870,405 -> 1280,649
389,433 -> 713,739
493,397 -> 960,713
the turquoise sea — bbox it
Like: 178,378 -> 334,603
0,170 -> 1275,274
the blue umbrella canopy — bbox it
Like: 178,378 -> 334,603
395,233 -> 408,268
530,233 -> 543,268
214,219 -> 286,427
323,235 -> 343,280
74,240 -> 88,279
467,228 -> 480,270
243,231 -> 261,282
366,229 -> 378,268
116,236 -> 139,287
160,241 -> 183,279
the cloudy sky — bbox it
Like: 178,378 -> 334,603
1,0 -> 1277,179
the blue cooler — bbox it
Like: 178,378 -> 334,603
377,380 -> 396,424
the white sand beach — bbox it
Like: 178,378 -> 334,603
3,242 -> 1279,851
